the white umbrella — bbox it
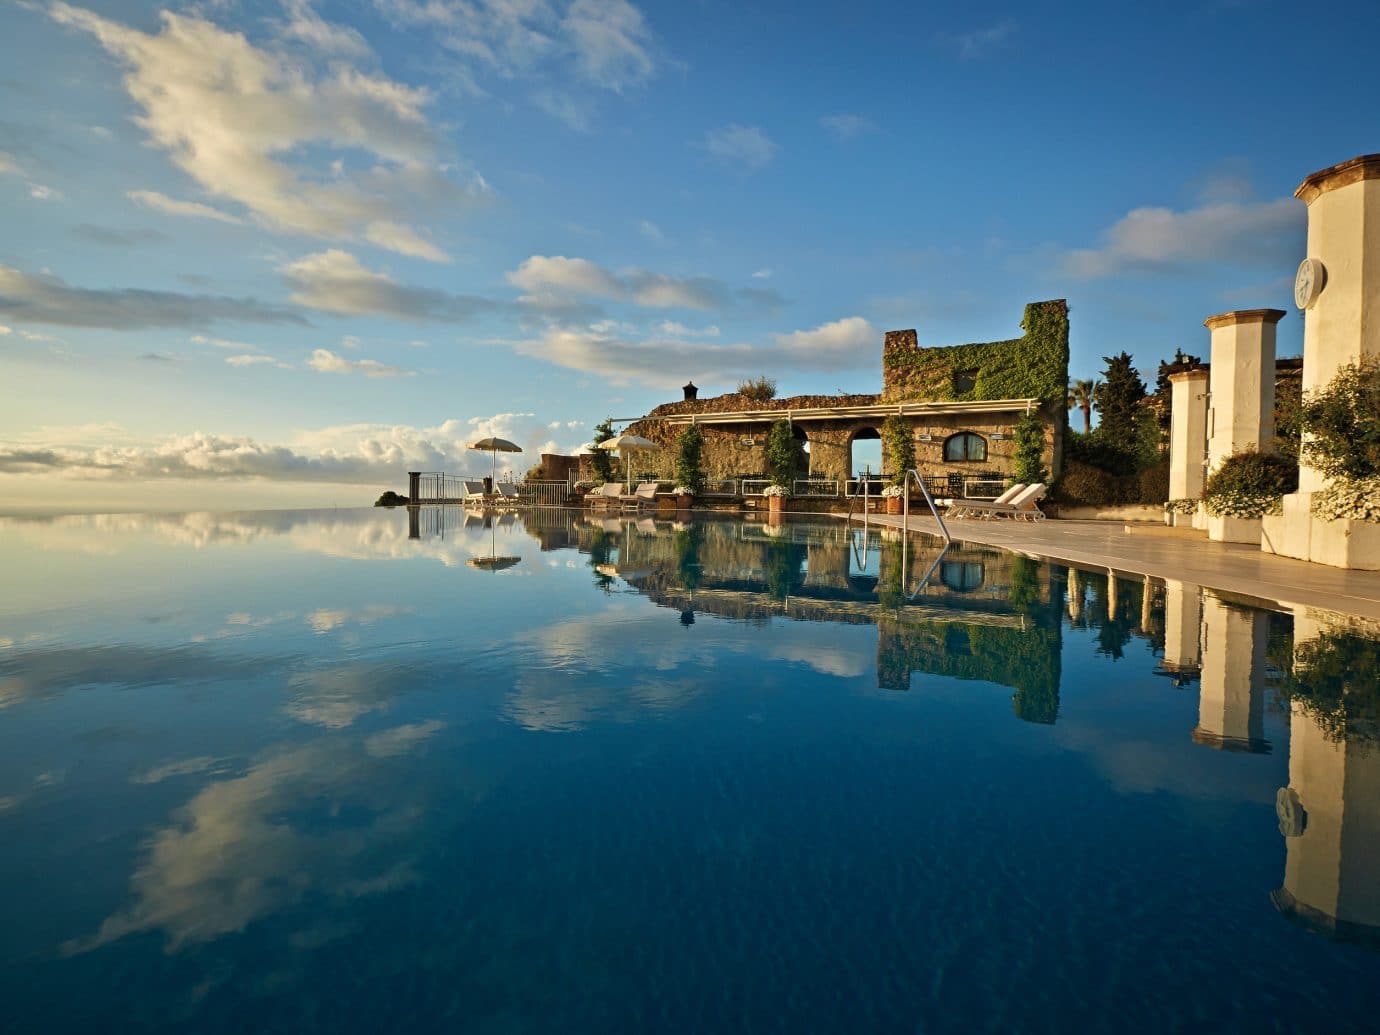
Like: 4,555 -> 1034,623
597,433 -> 657,492
468,436 -> 523,484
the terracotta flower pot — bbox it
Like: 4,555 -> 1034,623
768,495 -> 784,516
675,493 -> 692,510
886,496 -> 902,515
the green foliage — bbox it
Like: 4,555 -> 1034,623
1203,449 -> 1299,518
674,524 -> 704,592
374,490 -> 409,507
674,424 -> 706,496
1138,461 -> 1170,504
1057,460 -> 1117,506
1093,352 -> 1148,456
1007,555 -> 1042,614
1300,357 -> 1380,482
737,375 -> 777,403
1311,477 -> 1380,523
884,300 -> 1069,407
765,540 -> 805,602
1279,631 -> 1380,743
1013,413 -> 1047,484
880,415 -> 915,486
1152,348 -> 1205,432
765,418 -> 799,489
1274,372 -> 1303,463
591,417 -> 616,482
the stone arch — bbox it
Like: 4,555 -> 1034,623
849,426 -> 883,479
791,424 -> 812,476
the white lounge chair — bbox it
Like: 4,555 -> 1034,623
949,483 -> 1047,520
619,482 -> 660,510
493,482 -> 523,507
585,483 -> 623,507
462,480 -> 488,505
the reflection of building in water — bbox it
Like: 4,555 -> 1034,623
1272,613 -> 1380,947
1193,593 -> 1270,753
1158,579 -> 1203,683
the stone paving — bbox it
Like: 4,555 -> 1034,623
848,513 -> 1380,622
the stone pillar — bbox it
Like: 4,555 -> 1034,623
1267,154 -> 1380,569
408,471 -> 421,505
1167,368 -> 1210,527
1067,568 -> 1083,622
1159,579 -> 1202,683
1192,592 -> 1270,752
1203,310 -> 1285,544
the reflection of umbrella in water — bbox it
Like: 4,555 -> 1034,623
467,516 -> 521,572
597,433 -> 657,493
468,436 -> 523,483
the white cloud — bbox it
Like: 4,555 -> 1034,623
1063,197 -> 1304,278
819,113 -> 876,140
751,268 -> 772,279
377,0 -> 657,92
306,347 -> 414,378
0,325 -> 10,335
364,219 -> 449,262
0,263 -> 301,330
127,189 -> 243,225
225,353 -> 289,368
508,255 -> 782,311
0,151 -> 21,176
282,249 -> 494,319
638,218 -> 664,242
655,321 -> 719,338
192,334 -> 260,351
28,183 -> 62,201
944,19 -> 1018,59
512,315 -> 877,388
278,0 -> 371,58
51,3 -> 469,260
703,123 -> 776,172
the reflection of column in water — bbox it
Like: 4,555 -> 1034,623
408,506 -> 420,540
1106,571 -> 1119,622
1160,579 -> 1203,681
1139,575 -> 1154,633
1067,568 -> 1083,622
1193,592 -> 1270,753
1274,615 -> 1380,946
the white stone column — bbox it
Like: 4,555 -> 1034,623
1167,368 -> 1210,528
1268,154 -> 1380,569
1203,309 -> 1285,543
1193,592 -> 1270,753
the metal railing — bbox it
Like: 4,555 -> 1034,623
701,478 -> 738,497
793,477 -> 839,497
844,476 -> 888,498
901,468 -> 951,545
740,478 -> 772,496
415,472 -> 470,501
962,478 -> 1007,500
516,481 -> 570,508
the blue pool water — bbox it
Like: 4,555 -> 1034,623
1,507 -> 1378,1032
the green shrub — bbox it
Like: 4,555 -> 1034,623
1013,413 -> 1047,484
1280,631 -> 1380,743
1057,461 -> 1116,506
591,417 -> 616,483
1300,357 -> 1380,482
1202,450 -> 1298,518
881,415 -> 915,487
674,424 -> 706,496
1138,461 -> 1170,504
765,418 -> 799,490
1311,477 -> 1380,523
737,376 -> 777,403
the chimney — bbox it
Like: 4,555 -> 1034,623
682,381 -> 698,401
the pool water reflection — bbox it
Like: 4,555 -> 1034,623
1,507 -> 1378,1032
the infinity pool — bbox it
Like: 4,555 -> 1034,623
1,508 -> 1377,1032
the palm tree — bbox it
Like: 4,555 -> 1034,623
1067,379 -> 1098,435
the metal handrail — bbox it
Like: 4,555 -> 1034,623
901,468 -> 951,545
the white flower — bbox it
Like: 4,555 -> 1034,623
672,486 -> 694,496
880,485 -> 904,498
762,484 -> 790,497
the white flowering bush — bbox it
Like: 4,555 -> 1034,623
574,480 -> 595,489
1312,478 -> 1380,523
880,485 -> 904,498
1165,498 -> 1199,515
672,486 -> 694,496
762,484 -> 791,498
1203,450 -> 1297,519
1206,489 -> 1284,518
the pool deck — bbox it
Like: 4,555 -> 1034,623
848,513 -> 1380,623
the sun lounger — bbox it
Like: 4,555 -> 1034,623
462,480 -> 488,505
619,482 -> 660,510
493,482 -> 523,507
949,483 -> 1047,520
586,483 -> 623,507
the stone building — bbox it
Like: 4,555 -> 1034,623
613,300 -> 1069,495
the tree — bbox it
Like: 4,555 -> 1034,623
1093,352 -> 1148,453
1013,413 -> 1047,484
1152,348 -> 1204,433
737,376 -> 777,402
674,424 -> 706,495
591,417 -> 616,483
1066,379 -> 1098,435
880,415 -> 915,486
1300,357 -> 1380,482
766,418 -> 799,489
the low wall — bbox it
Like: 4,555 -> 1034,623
1053,503 -> 1166,523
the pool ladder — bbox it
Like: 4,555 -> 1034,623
849,470 -> 952,602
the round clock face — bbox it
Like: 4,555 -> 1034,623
1295,257 -> 1325,309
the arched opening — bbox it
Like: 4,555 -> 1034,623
791,425 -> 811,476
939,560 -> 986,593
943,431 -> 988,463
850,427 -> 883,479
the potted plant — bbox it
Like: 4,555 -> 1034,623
672,485 -> 694,509
763,483 -> 790,516
881,484 -> 904,514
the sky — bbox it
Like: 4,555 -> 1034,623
2,0 -> 1377,509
